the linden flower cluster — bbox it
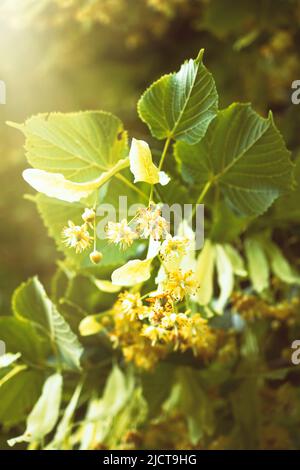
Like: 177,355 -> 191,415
105,203 -> 169,249
163,269 -> 198,301
232,292 -> 299,325
141,293 -> 217,358
62,208 -> 103,263
102,292 -> 167,370
101,290 -> 218,370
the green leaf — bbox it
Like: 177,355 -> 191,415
175,103 -> 294,216
101,364 -> 129,415
163,367 -> 214,445
8,373 -> 63,447
11,111 -> 128,183
0,366 -> 44,426
210,200 -> 251,243
138,50 -> 218,144
264,241 -> 300,285
141,363 -> 174,419
223,244 -> 247,277
79,365 -> 135,449
106,386 -> 147,449
47,381 -> 83,449
231,377 -> 261,450
245,237 -> 270,293
65,274 -> 116,315
273,155 -> 300,222
0,317 -> 50,364
13,277 -> 83,370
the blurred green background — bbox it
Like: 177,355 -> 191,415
0,0 -> 300,312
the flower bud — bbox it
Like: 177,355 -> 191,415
82,208 -> 95,224
89,250 -> 103,264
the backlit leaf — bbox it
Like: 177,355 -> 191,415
138,50 -> 218,144
175,103 -> 294,216
10,111 -> 128,182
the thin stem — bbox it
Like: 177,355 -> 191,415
149,137 -> 171,204
93,194 -> 97,251
148,185 -> 154,204
158,136 -> 171,171
190,179 -> 213,221
197,180 -> 213,205
115,173 -> 148,201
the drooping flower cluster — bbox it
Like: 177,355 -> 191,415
141,293 -> 217,358
105,203 -> 169,250
62,208 -> 102,263
100,290 -> 226,370
232,292 -> 299,325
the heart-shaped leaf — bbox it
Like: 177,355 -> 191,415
175,103 -> 294,216
138,50 -> 218,144
10,111 -> 128,182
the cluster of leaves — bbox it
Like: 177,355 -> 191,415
1,0 -> 300,315
1,48 -> 300,450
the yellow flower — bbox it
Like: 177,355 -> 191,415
160,235 -> 189,259
82,207 -> 95,227
116,291 -> 145,320
142,325 -> 168,345
146,293 -> 173,324
106,219 -> 137,249
165,269 -> 198,300
161,312 -> 189,330
183,314 -> 217,358
62,220 -> 92,253
135,204 -> 169,240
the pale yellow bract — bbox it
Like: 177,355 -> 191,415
129,138 -> 169,185
111,258 -> 153,286
22,157 -> 129,202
